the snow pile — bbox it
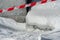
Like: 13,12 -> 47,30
26,1 -> 60,31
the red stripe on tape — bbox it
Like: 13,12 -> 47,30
7,7 -> 15,11
0,1 -> 56,13
30,2 -> 36,7
41,0 -> 47,4
18,4 -> 26,9
0,9 -> 3,13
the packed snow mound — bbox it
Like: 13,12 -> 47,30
26,1 -> 60,31
0,17 -> 26,31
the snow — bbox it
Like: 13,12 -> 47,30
41,28 -> 60,40
26,1 -> 60,31
1,38 -> 15,40
0,17 -> 26,31
0,17 -> 42,40
25,1 -> 60,40
0,0 -> 60,40
0,27 -> 41,40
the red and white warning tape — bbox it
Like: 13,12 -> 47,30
0,0 -> 56,13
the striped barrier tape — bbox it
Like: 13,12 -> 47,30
0,0 -> 56,13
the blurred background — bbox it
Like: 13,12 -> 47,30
0,0 -> 40,23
